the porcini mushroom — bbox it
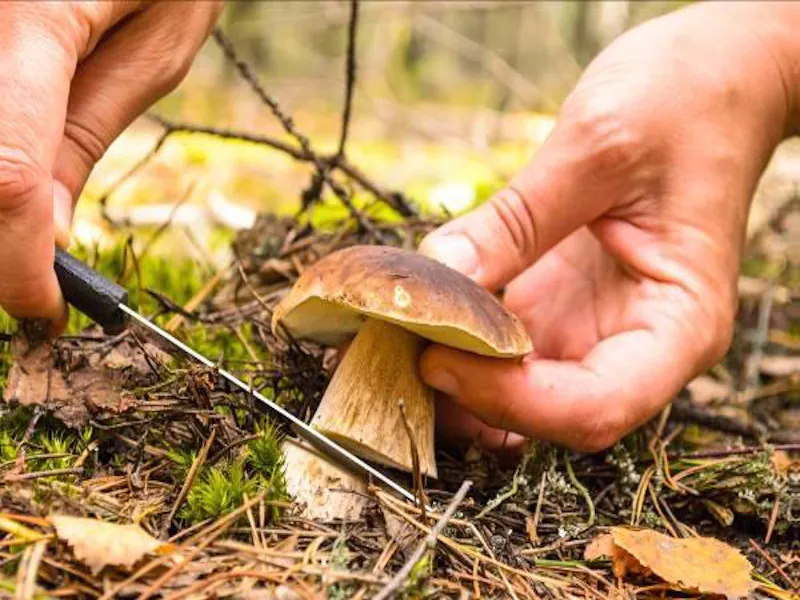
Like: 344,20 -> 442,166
272,245 -> 532,510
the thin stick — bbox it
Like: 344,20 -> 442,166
564,451 -> 595,529
667,444 -> 799,460
743,283 -> 775,391
749,539 -> 794,588
162,429 -> 216,536
211,27 -> 387,241
4,468 -> 83,482
165,267 -> 229,333
398,398 -> 427,520
145,115 -> 416,216
337,0 -> 359,158
15,539 -> 47,600
374,480 -> 472,600
138,494 -> 265,600
765,495 -> 781,545
529,477 -> 546,543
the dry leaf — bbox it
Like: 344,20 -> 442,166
584,533 -> 614,560
609,527 -> 754,599
3,333 -> 169,427
51,515 -> 170,574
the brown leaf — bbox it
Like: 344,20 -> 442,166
609,527 -> 754,598
2,333 -> 169,427
584,533 -> 614,561
51,515 -> 172,575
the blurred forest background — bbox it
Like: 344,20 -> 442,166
75,1 -> 717,264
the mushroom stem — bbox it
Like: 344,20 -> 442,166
311,318 -> 437,478
282,438 -> 369,521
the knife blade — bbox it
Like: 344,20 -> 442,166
53,248 -> 418,505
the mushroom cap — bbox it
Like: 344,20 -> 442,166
271,245 -> 532,357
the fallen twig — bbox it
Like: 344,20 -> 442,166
162,428 -> 216,536
374,480 -> 472,600
336,0 -> 359,159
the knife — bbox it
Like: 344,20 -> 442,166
53,248 -> 418,505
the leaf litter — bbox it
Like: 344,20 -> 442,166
3,331 -> 170,428
50,515 -> 176,575
586,527 -> 755,599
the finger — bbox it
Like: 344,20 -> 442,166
435,394 -> 528,456
418,97 -> 654,291
52,2 -> 221,243
0,3 -> 142,324
421,325 -> 697,452
0,10 -> 77,323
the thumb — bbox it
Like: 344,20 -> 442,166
418,105 -> 651,291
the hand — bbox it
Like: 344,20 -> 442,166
0,1 -> 221,331
418,2 -> 800,453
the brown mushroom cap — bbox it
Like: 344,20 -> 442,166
271,245 -> 532,357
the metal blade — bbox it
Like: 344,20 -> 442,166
118,303 -> 418,505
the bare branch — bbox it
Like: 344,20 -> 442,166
337,0 -> 360,158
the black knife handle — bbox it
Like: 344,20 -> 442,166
54,248 -> 129,334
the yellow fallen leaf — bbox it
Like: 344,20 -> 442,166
583,533 -> 614,561
51,515 -> 169,575
609,527 -> 754,599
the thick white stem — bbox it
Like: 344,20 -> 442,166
311,318 -> 437,478
282,438 -> 369,522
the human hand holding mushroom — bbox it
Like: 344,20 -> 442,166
418,2 -> 800,453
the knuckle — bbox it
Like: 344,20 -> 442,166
63,117 -> 110,171
155,54 -> 194,95
487,188 -> 538,261
566,96 -> 648,176
0,148 -> 44,212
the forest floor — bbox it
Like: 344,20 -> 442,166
0,25 -> 798,600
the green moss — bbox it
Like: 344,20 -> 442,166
167,447 -> 198,481
326,537 -> 355,600
0,407 -> 92,473
176,420 -> 288,525
246,419 -> 288,520
0,309 -> 13,395
182,459 -> 257,522
35,431 -> 75,472
0,429 -> 15,462
247,420 -> 284,477
180,322 -> 267,367
740,255 -> 783,280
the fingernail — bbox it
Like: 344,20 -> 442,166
424,368 -> 459,396
420,234 -> 479,278
53,181 -> 73,249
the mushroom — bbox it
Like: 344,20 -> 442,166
272,245 -> 531,516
